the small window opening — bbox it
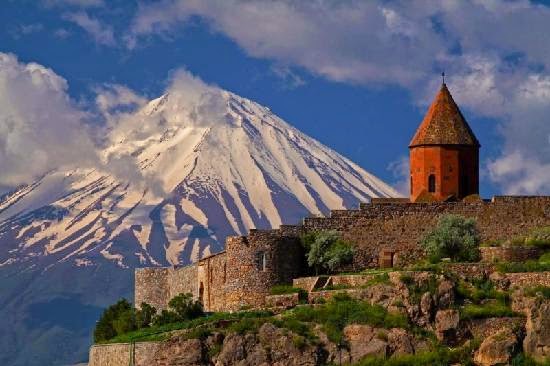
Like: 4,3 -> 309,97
428,174 -> 436,193
255,251 -> 267,271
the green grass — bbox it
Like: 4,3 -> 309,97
285,293 -> 408,343
460,303 -> 517,320
270,285 -> 308,302
496,260 -> 550,273
314,283 -> 351,291
456,279 -> 510,305
511,353 -> 550,366
101,310 -> 272,344
354,339 -> 480,366
361,273 -> 391,287
523,286 -> 550,299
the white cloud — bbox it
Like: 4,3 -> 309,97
125,0 -> 550,194
0,55 -> 235,195
0,53 -> 98,187
9,24 -> 44,39
64,12 -> 115,46
387,155 -> 409,197
43,0 -> 104,8
53,28 -> 71,39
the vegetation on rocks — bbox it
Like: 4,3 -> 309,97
421,214 -> 481,263
286,293 -> 408,343
94,293 -> 203,343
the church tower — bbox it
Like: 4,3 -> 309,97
409,81 -> 480,202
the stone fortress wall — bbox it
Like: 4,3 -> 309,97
135,196 -> 550,312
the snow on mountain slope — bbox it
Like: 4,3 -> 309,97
0,90 -> 399,270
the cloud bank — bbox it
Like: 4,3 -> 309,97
0,53 -> 98,188
125,0 -> 550,194
0,53 -> 238,195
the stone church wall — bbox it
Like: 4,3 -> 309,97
300,196 -> 550,268
134,196 -> 550,312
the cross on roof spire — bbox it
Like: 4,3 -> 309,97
442,72 -> 445,85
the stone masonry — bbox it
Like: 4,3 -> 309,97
135,195 -> 550,312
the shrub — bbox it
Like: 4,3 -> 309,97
525,227 -> 550,249
301,231 -> 354,274
168,293 -> 203,320
421,215 -> 480,263
153,293 -> 204,326
456,279 -> 509,305
94,299 -> 134,343
135,302 -> 157,329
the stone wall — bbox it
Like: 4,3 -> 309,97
198,252 -> 227,312
480,246 -> 542,263
135,265 -> 198,311
492,271 -> 550,290
134,196 -> 549,312
88,342 -> 161,366
298,196 -> 550,268
223,229 -> 305,310
134,268 -> 169,311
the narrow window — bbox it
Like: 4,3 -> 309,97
255,251 -> 267,271
199,282 -> 204,304
410,176 -> 413,195
223,263 -> 227,283
428,174 -> 436,193
461,175 -> 469,195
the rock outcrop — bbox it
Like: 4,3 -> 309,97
474,328 -> 518,366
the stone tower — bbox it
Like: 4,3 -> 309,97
409,82 -> 480,202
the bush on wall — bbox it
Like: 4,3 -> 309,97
421,214 -> 481,263
301,231 -> 354,274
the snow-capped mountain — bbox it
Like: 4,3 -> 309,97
0,89 -> 398,366
0,91 -> 398,271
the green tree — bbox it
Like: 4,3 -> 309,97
135,302 -> 157,329
93,299 -> 133,343
302,231 -> 354,274
168,293 -> 204,320
152,293 -> 204,326
422,214 -> 480,263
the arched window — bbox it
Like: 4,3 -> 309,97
428,174 -> 436,193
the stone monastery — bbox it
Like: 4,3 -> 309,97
135,82 -> 550,313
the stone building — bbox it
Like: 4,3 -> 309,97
135,82 -> 550,312
409,82 -> 480,202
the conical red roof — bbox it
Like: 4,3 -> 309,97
409,83 -> 480,147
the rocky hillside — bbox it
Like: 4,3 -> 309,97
89,267 -> 550,366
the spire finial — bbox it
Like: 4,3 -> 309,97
441,72 -> 446,85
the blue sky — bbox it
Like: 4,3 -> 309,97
1,0 -> 550,197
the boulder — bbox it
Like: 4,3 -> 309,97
343,324 -> 387,362
437,279 -> 455,309
523,298 -> 550,361
435,309 -> 460,344
473,328 -> 518,366
152,338 -> 206,366
387,328 -> 414,356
